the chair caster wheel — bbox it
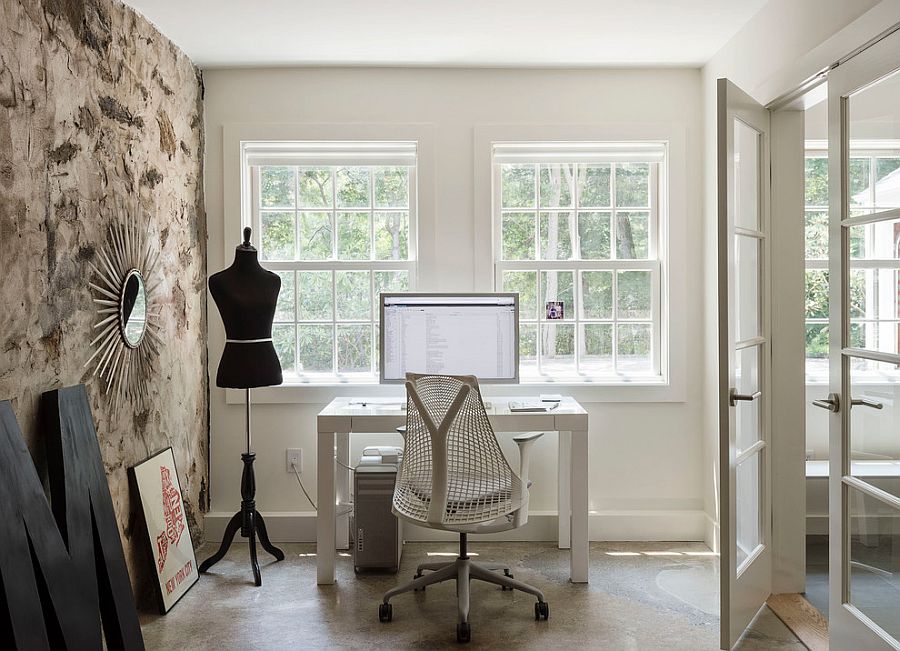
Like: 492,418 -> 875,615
413,573 -> 425,591
378,603 -> 393,622
457,621 -> 471,643
535,601 -> 549,620
501,570 -> 514,589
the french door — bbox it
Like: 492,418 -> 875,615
823,30 -> 900,650
717,78 -> 773,650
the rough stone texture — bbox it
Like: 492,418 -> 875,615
0,0 -> 207,608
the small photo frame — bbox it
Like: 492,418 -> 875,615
132,447 -> 198,614
545,301 -> 565,320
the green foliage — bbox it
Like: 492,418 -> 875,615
617,323 -> 651,358
805,158 -> 827,206
540,164 -> 573,207
298,271 -> 333,320
274,271 -> 295,321
273,324 -> 296,373
581,271 -> 612,319
583,324 -> 613,357
298,325 -> 333,372
615,164 -> 649,207
335,271 -> 370,320
578,165 -> 611,207
374,167 -> 409,208
541,271 -> 574,320
502,271 -> 537,320
578,212 -> 611,260
501,213 -> 535,260
617,270 -> 651,319
337,325 -> 371,373
299,212 -> 332,260
542,323 -> 574,359
337,212 -> 370,260
374,212 -> 409,260
261,212 -> 294,260
336,167 -> 370,208
501,165 -> 535,208
519,324 -> 537,359
539,211 -> 573,260
261,167 -> 295,207
298,168 -> 332,207
616,212 -> 649,259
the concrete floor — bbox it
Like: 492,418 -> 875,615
141,541 -> 804,650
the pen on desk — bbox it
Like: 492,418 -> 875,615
547,402 -> 559,411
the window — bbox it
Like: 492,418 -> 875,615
492,143 -> 666,382
804,142 -> 900,379
246,142 -> 417,382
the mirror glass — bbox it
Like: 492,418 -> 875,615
121,269 -> 147,347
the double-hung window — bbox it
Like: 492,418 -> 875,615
245,141 -> 417,383
492,142 -> 667,382
804,141 -> 900,380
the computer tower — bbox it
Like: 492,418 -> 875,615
353,461 -> 402,573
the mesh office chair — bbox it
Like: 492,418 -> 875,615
377,373 -> 549,643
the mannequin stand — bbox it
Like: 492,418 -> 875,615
199,389 -> 284,586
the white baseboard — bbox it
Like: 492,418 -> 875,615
203,509 -> 708,544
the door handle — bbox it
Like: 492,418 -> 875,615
851,398 -> 884,410
812,393 -> 840,413
729,389 -> 761,406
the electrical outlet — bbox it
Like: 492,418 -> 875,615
286,448 -> 303,473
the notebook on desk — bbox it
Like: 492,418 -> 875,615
508,401 -> 559,413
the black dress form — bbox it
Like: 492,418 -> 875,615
209,230 -> 283,388
199,227 -> 284,586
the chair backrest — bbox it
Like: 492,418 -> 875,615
392,373 -> 519,527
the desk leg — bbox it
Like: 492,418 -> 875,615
317,429 -> 337,585
558,430 -> 571,550
570,429 -> 589,583
336,433 -> 350,550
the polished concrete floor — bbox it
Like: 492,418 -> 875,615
141,541 -> 804,650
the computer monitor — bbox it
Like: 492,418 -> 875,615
379,293 -> 519,384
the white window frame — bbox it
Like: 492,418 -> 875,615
491,154 -> 663,381
221,123 -> 436,403
248,158 -> 417,383
474,124 -> 687,402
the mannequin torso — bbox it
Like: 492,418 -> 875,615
209,228 -> 283,388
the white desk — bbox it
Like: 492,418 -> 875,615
316,396 -> 589,585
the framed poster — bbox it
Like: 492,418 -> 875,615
132,447 -> 198,613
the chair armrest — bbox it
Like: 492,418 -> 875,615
513,431 -> 545,485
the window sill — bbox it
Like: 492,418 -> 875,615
224,375 -> 685,405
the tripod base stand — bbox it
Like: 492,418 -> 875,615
199,389 -> 284,586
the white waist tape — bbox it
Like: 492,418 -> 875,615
225,338 -> 273,344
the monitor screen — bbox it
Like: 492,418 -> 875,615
379,293 -> 519,384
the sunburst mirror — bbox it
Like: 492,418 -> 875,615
86,205 -> 162,408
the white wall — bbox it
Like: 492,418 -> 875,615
700,0 -> 893,551
202,66 -> 706,541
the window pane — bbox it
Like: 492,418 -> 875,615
502,271 -> 537,320
298,168 -> 332,208
337,324 -> 372,373
539,211 -> 574,260
875,157 -> 900,205
805,323 -> 829,360
805,270 -> 829,318
850,359 -> 900,487
336,212 -> 370,260
850,216 -> 900,260
804,211 -> 828,259
501,164 -> 535,208
374,271 -> 409,318
261,211 -> 295,260
735,452 -> 761,569
539,164 -> 574,208
519,323 -> 537,375
577,211 -> 611,260
272,324 -> 296,374
616,323 -> 652,373
615,163 -> 649,208
540,323 -> 574,372
541,271 -> 574,321
848,219 -> 868,259
581,271 -> 613,319
804,157 -> 828,206
374,212 -> 409,260
617,270 -> 652,319
336,167 -> 370,208
298,325 -> 333,373
274,271 -> 295,322
578,165 -> 611,207
335,271 -> 370,320
298,271 -> 333,320
735,234 -> 760,341
502,212 -> 536,260
850,269 -> 867,318
580,324 -> 612,375
849,158 -> 870,207
735,344 -> 761,452
616,211 -> 649,259
298,212 -> 332,260
734,121 -> 760,230
847,485 -> 900,641
374,167 -> 409,208
260,166 -> 295,208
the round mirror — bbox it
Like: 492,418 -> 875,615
120,269 -> 147,348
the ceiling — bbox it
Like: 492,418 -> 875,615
123,0 -> 768,68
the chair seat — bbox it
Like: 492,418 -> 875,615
400,470 -> 523,526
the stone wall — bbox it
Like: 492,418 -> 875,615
0,0 -> 207,607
